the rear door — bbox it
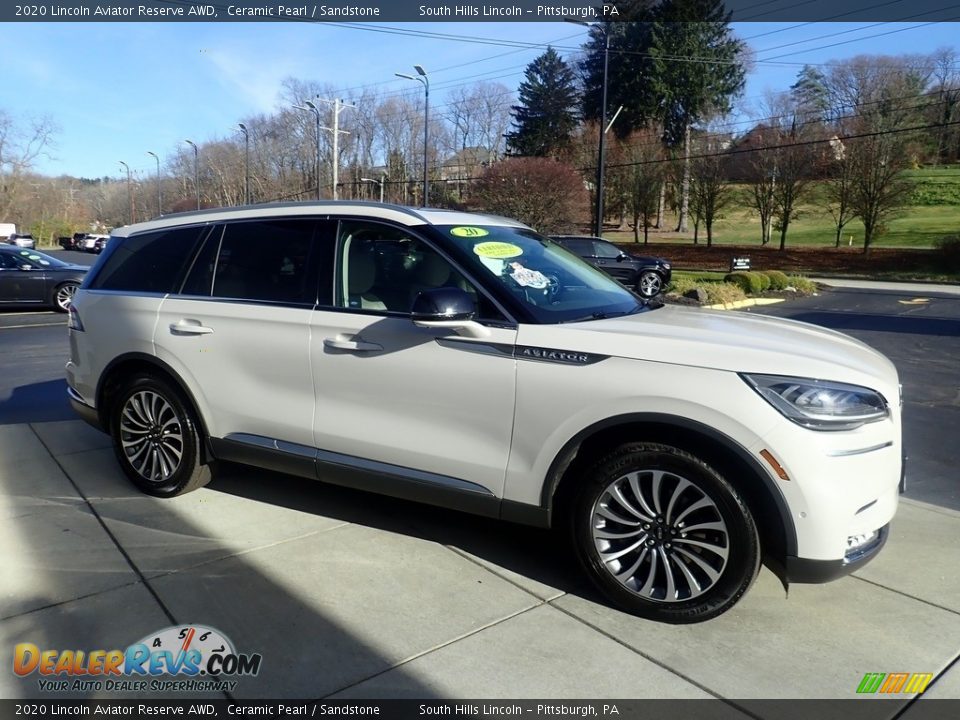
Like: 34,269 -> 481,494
154,218 -> 335,447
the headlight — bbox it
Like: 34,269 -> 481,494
741,373 -> 888,431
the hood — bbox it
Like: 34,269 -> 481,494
523,304 -> 899,393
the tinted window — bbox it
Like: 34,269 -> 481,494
197,219 -> 329,305
592,240 -> 622,259
335,220 -> 505,321
561,238 -> 593,255
90,227 -> 205,293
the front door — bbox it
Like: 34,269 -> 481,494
309,219 -> 518,499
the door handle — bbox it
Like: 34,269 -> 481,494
323,337 -> 383,352
169,320 -> 214,335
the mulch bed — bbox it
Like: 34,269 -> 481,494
615,242 -> 939,275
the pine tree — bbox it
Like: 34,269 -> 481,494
505,47 -> 579,158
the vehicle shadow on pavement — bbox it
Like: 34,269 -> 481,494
0,379 -> 75,425
207,461 -> 597,604
1,426 -> 448,700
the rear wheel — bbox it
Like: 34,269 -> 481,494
110,374 -> 211,497
52,282 -> 79,312
569,442 -> 760,623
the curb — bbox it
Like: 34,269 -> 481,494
703,298 -> 786,310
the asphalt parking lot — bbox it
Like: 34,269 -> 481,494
1,268 -> 958,712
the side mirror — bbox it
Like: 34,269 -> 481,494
411,287 -> 490,339
617,253 -> 628,262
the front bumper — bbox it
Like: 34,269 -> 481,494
785,523 -> 889,583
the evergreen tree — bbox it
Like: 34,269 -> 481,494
506,47 -> 580,157
790,65 -> 831,122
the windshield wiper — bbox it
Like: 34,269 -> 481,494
560,310 -> 631,324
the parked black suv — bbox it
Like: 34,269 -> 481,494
551,235 -> 671,298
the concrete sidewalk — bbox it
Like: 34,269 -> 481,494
811,278 -> 960,296
2,421 -> 959,707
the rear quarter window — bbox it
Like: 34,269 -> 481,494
88,226 -> 207,293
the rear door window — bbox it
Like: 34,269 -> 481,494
88,226 -> 207,293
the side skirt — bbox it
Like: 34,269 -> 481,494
209,434 -> 548,527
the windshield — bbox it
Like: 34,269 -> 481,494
437,224 -> 646,323
10,249 -> 70,268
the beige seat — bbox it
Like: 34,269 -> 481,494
346,252 -> 386,311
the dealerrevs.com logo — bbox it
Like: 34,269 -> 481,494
13,625 -> 262,693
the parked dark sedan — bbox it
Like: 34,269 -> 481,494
551,235 -> 672,298
0,246 -> 88,312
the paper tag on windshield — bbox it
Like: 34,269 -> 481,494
509,262 -> 549,289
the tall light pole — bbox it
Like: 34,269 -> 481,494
184,139 -> 200,210
315,98 -> 354,200
396,65 -> 429,207
568,19 -> 610,237
293,102 -> 322,200
360,174 -> 385,203
146,151 -> 161,217
118,160 -> 133,224
237,123 -> 250,205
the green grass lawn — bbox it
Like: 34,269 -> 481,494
605,167 -> 960,249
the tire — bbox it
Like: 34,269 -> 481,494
110,374 -> 211,497
51,282 -> 79,312
636,271 -> 663,298
569,442 -> 760,623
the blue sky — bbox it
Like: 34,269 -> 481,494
1,21 -> 957,180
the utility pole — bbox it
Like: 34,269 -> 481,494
316,97 -> 355,200
119,161 -> 133,224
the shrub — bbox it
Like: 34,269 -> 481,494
755,272 -> 772,292
724,271 -> 763,295
763,270 -> 790,290
703,283 -> 747,306
786,275 -> 817,293
934,234 -> 960,272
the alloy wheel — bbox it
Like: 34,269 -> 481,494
119,390 -> 185,484
591,469 -> 729,603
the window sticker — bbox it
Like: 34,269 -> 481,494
450,226 -> 489,238
509,262 -> 549,289
473,241 -> 523,259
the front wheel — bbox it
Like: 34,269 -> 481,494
636,271 -> 663,298
570,442 -> 760,623
111,374 -> 211,497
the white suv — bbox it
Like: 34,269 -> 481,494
66,203 -> 903,623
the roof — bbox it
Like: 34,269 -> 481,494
111,201 -> 528,237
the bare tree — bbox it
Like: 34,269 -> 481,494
825,55 -> 925,253
0,111 -> 58,223
688,133 -> 734,248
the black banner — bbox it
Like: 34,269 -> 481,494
3,0 -> 960,23
1,700 -> 960,720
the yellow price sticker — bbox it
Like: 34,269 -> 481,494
472,241 -> 523,259
450,226 -> 490,238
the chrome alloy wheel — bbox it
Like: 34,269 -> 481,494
638,272 -> 662,298
591,470 -> 730,603
119,390 -> 185,483
55,283 -> 78,311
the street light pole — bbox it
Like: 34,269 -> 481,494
360,175 -> 385,203
146,151 -> 161,217
118,160 -> 132,224
237,123 -> 250,205
568,19 -> 610,237
184,139 -> 200,210
396,65 -> 430,207
294,102 -> 322,200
